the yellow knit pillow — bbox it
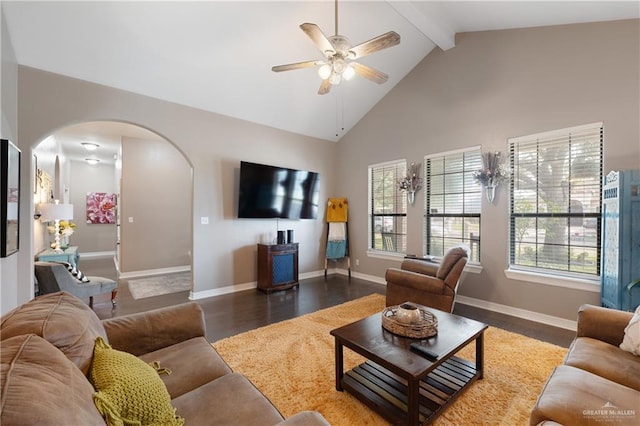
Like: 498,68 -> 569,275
90,337 -> 184,426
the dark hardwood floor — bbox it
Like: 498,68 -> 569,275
84,257 -> 575,347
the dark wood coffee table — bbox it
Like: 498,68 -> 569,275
330,306 -> 488,425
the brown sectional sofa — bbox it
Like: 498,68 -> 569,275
530,304 -> 640,425
0,291 -> 328,425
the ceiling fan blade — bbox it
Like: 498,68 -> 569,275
272,60 -> 320,72
300,23 -> 335,56
349,31 -> 400,59
318,79 -> 332,95
351,62 -> 389,84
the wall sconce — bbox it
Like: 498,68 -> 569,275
398,162 -> 423,205
85,158 -> 100,165
473,151 -> 510,204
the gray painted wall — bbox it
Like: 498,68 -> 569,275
15,65 -> 337,308
120,136 -> 191,272
68,160 -> 117,253
337,19 -> 640,321
4,18 -> 639,324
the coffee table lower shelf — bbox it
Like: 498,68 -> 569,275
341,357 -> 480,425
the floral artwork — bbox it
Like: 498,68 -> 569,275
86,192 -> 116,224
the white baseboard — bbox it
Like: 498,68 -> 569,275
334,268 -> 387,285
189,268 -> 367,300
119,265 -> 191,280
190,281 -> 257,300
330,268 -> 576,331
455,294 -> 577,331
80,251 -> 115,260
190,267 -> 576,331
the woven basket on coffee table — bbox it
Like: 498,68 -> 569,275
381,305 -> 438,338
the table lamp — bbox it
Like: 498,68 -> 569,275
39,201 -> 74,252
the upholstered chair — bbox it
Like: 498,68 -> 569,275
385,246 -> 469,313
34,261 -> 118,308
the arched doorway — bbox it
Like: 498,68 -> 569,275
33,121 -> 193,283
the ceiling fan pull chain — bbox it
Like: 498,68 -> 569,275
335,94 -> 339,137
341,94 -> 345,133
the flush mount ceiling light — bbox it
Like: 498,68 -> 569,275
271,0 -> 400,95
85,158 -> 100,165
82,142 -> 99,151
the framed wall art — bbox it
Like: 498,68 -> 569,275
1,139 -> 21,257
86,192 -> 116,224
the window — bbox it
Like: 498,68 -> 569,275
509,122 -> 603,277
424,147 -> 482,262
368,160 -> 407,253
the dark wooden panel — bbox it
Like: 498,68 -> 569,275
343,358 -> 480,425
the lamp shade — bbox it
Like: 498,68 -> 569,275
39,203 -> 74,222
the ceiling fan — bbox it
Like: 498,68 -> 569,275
272,0 -> 400,95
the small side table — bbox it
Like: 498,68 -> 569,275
37,246 -> 80,268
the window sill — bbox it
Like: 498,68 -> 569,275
366,250 -> 406,261
504,268 -> 600,293
366,250 -> 483,275
463,262 -> 483,275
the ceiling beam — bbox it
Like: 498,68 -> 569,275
387,1 -> 456,51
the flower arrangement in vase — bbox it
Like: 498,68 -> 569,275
473,151 -> 510,203
48,220 -> 76,249
398,162 -> 423,205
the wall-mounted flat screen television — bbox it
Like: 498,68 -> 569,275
238,161 -> 320,219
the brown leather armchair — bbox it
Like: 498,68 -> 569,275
385,246 -> 469,312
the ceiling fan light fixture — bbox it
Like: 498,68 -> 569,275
82,142 -> 99,151
318,64 -> 332,80
272,0 -> 400,94
329,35 -> 351,55
333,58 -> 347,74
342,64 -> 355,81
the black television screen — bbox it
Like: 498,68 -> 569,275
238,161 -> 320,219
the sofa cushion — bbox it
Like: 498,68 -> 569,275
138,337 -> 232,398
620,305 -> 640,356
530,365 -> 640,426
0,334 -> 104,425
564,336 -> 640,391
59,261 -> 91,282
90,337 -> 183,426
171,373 -> 285,425
0,291 -> 107,375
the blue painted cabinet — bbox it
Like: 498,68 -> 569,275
601,170 -> 640,311
257,243 -> 299,293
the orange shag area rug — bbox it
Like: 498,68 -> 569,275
213,294 -> 567,425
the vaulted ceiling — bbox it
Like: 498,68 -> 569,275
4,1 -> 639,144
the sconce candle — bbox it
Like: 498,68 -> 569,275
398,162 -> 423,205
474,151 -> 510,203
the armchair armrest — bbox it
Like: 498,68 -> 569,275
576,304 -> 633,347
401,259 -> 439,276
385,268 -> 446,295
102,302 -> 206,356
